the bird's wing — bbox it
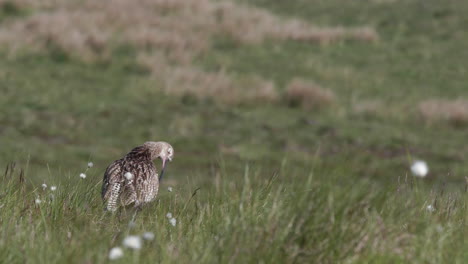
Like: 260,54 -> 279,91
116,159 -> 157,206
130,160 -> 158,203
102,159 -> 124,211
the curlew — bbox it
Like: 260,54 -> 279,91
101,141 -> 174,212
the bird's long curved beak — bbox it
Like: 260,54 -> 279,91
159,157 -> 169,181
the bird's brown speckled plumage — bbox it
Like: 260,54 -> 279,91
102,141 -> 174,212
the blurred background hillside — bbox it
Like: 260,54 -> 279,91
0,0 -> 467,187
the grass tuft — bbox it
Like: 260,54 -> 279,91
419,99 -> 468,126
285,78 -> 335,110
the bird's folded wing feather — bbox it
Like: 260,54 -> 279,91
102,159 -> 124,210
134,162 -> 158,202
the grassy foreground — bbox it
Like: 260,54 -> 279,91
1,161 -> 466,263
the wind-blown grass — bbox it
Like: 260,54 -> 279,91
0,162 -> 466,263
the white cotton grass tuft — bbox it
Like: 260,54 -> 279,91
426,204 -> 436,213
108,247 -> 124,260
169,218 -> 177,227
50,186 -> 57,191
166,212 -> 172,219
142,232 -> 155,241
41,183 -> 47,190
124,172 -> 134,181
122,235 -> 142,250
35,198 -> 42,205
167,186 -> 173,192
79,173 -> 86,179
87,162 -> 94,168
410,160 -> 429,178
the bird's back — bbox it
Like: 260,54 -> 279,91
102,147 -> 159,211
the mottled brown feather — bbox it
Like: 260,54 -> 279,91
102,142 -> 173,212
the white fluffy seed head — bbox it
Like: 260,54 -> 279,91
167,186 -> 173,192
35,198 -> 41,204
122,235 -> 142,250
41,183 -> 47,190
108,247 -> 124,260
426,204 -> 436,212
169,218 -> 177,227
411,160 -> 429,178
87,162 -> 94,168
79,173 -> 86,179
124,172 -> 134,180
142,232 -> 155,241
166,212 -> 172,219
50,186 -> 57,191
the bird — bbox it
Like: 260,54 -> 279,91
101,141 -> 174,212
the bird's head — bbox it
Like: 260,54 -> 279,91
143,141 -> 174,179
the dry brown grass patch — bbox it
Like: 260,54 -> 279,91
351,100 -> 383,116
138,54 -> 278,105
212,2 -> 378,45
285,78 -> 335,110
419,99 -> 468,126
0,0 -> 378,60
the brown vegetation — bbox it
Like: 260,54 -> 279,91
419,99 -> 468,126
285,78 -> 335,110
138,56 -> 279,104
0,0 -> 377,104
351,100 -> 383,116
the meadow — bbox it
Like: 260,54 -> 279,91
0,0 -> 467,263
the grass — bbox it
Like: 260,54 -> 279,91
1,161 -> 466,263
0,0 -> 467,262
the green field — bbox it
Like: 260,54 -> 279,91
0,0 -> 467,263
